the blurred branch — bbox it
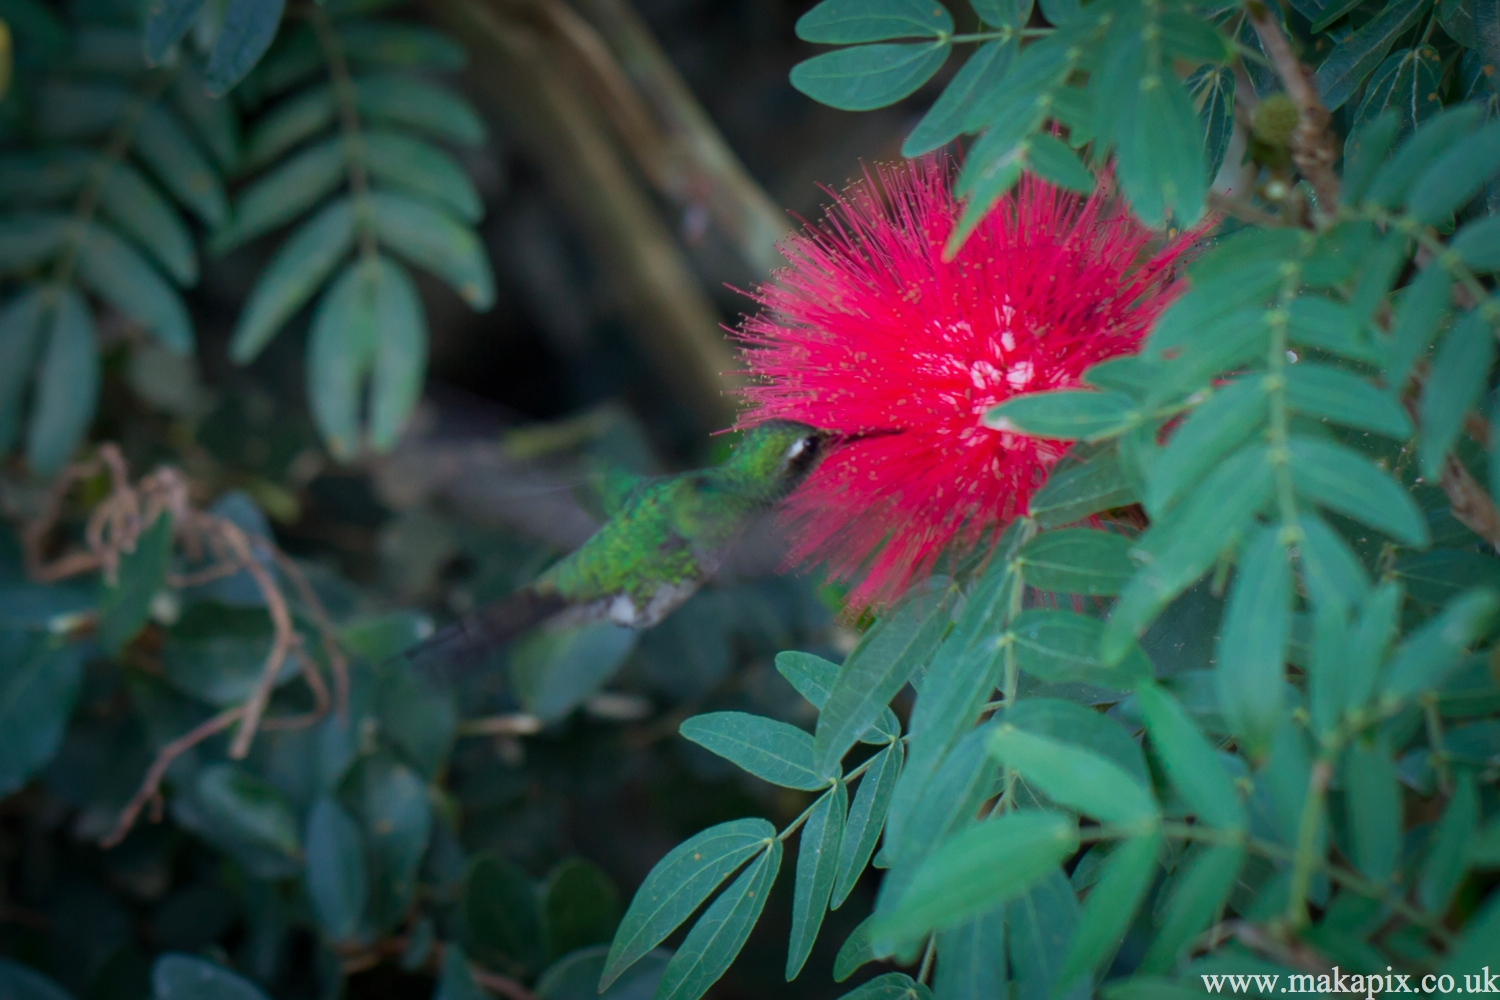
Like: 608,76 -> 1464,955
437,0 -> 742,430
17,444 -> 347,845
1246,1 -> 1340,215
556,0 -> 791,275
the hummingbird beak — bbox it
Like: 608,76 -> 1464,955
826,427 -> 902,448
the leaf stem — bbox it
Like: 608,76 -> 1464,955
306,2 -> 378,261
778,783 -> 838,842
1283,757 -> 1331,928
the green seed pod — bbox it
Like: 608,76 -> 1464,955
1252,94 -> 1299,146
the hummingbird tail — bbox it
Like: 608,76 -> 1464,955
403,586 -> 569,674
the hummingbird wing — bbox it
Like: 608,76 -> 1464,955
401,584 -> 569,674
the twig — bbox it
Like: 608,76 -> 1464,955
101,706 -> 242,847
455,713 -> 544,737
224,520 -> 302,759
469,966 -> 536,1000
260,541 -> 349,718
1245,1 -> 1341,215
1207,190 -> 1285,228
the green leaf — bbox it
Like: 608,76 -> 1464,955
1453,216 -> 1500,271
834,915 -> 876,982
1009,609 -> 1150,688
510,620 -> 637,724
1186,65 -> 1235,180
77,222 -> 193,354
1313,0 -> 1429,112
1018,528 -> 1133,596
813,581 -> 952,776
172,66 -> 242,171
303,252 -> 369,441
903,38 -> 1016,156
205,0 -> 286,96
0,632 -> 87,796
984,390 -> 1139,441
602,818 -> 774,989
899,726 -> 1002,863
1105,445 -> 1274,659
345,752 -> 431,930
355,74 -> 486,146
1285,363 -> 1411,438
1215,526 -> 1291,758
212,135 -> 345,253
1147,259 -> 1285,356
680,711 -> 830,789
0,289 -> 45,454
1007,699 -> 1150,786
837,973 -> 934,999
654,839 -> 781,1000
26,289 -> 99,476
1387,265 -> 1452,387
144,0 -> 208,64
1028,444 -> 1137,527
134,104 -> 228,228
1139,843 -> 1244,972
98,161 -> 197,285
1110,58 -> 1206,225
376,659 -> 454,779
1409,121 -> 1500,223
790,42 -> 950,111
245,85 -> 336,169
1341,111 -> 1402,206
463,854 -> 541,968
364,129 -> 483,223
368,189 -> 494,309
1395,550 -> 1500,608
304,796 -> 367,943
1026,132 -> 1093,194
1443,890 -> 1500,977
152,954 -> 270,1000
774,650 -> 898,742
1381,589 -> 1500,708
0,958 -> 74,1000
542,859 -> 621,962
1297,513 -> 1370,613
1420,310 -> 1495,480
434,946 -> 486,1000
934,908 -> 1005,1000
0,212 -> 69,273
1350,46 -> 1443,140
1367,104 -> 1483,208
988,725 -> 1158,824
1344,736 -> 1401,885
1059,832 -> 1161,985
1147,375 -> 1266,516
229,196 -> 355,363
1007,868 -> 1082,1000
787,781 -> 846,980
196,764 -> 302,859
1419,773 -> 1477,915
796,0 -> 953,42
368,256 -> 426,450
97,509 -> 174,654
1287,436 -> 1430,547
832,739 -> 902,910
535,947 -> 668,1000
339,21 -> 467,71
873,810 -> 1077,946
1137,682 -> 1245,829
1290,296 -> 1380,367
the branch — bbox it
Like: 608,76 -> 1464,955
1245,1 -> 1341,215
101,706 -> 243,847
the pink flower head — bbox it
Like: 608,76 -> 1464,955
736,156 -> 1199,606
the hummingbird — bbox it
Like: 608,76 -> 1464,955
405,420 -> 860,669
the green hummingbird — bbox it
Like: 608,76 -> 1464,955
406,419 -> 860,667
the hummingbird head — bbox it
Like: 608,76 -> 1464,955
723,420 -> 899,503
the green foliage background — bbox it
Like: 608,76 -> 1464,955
1,0 -> 1500,999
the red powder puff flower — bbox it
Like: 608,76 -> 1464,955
736,156 -> 1200,606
